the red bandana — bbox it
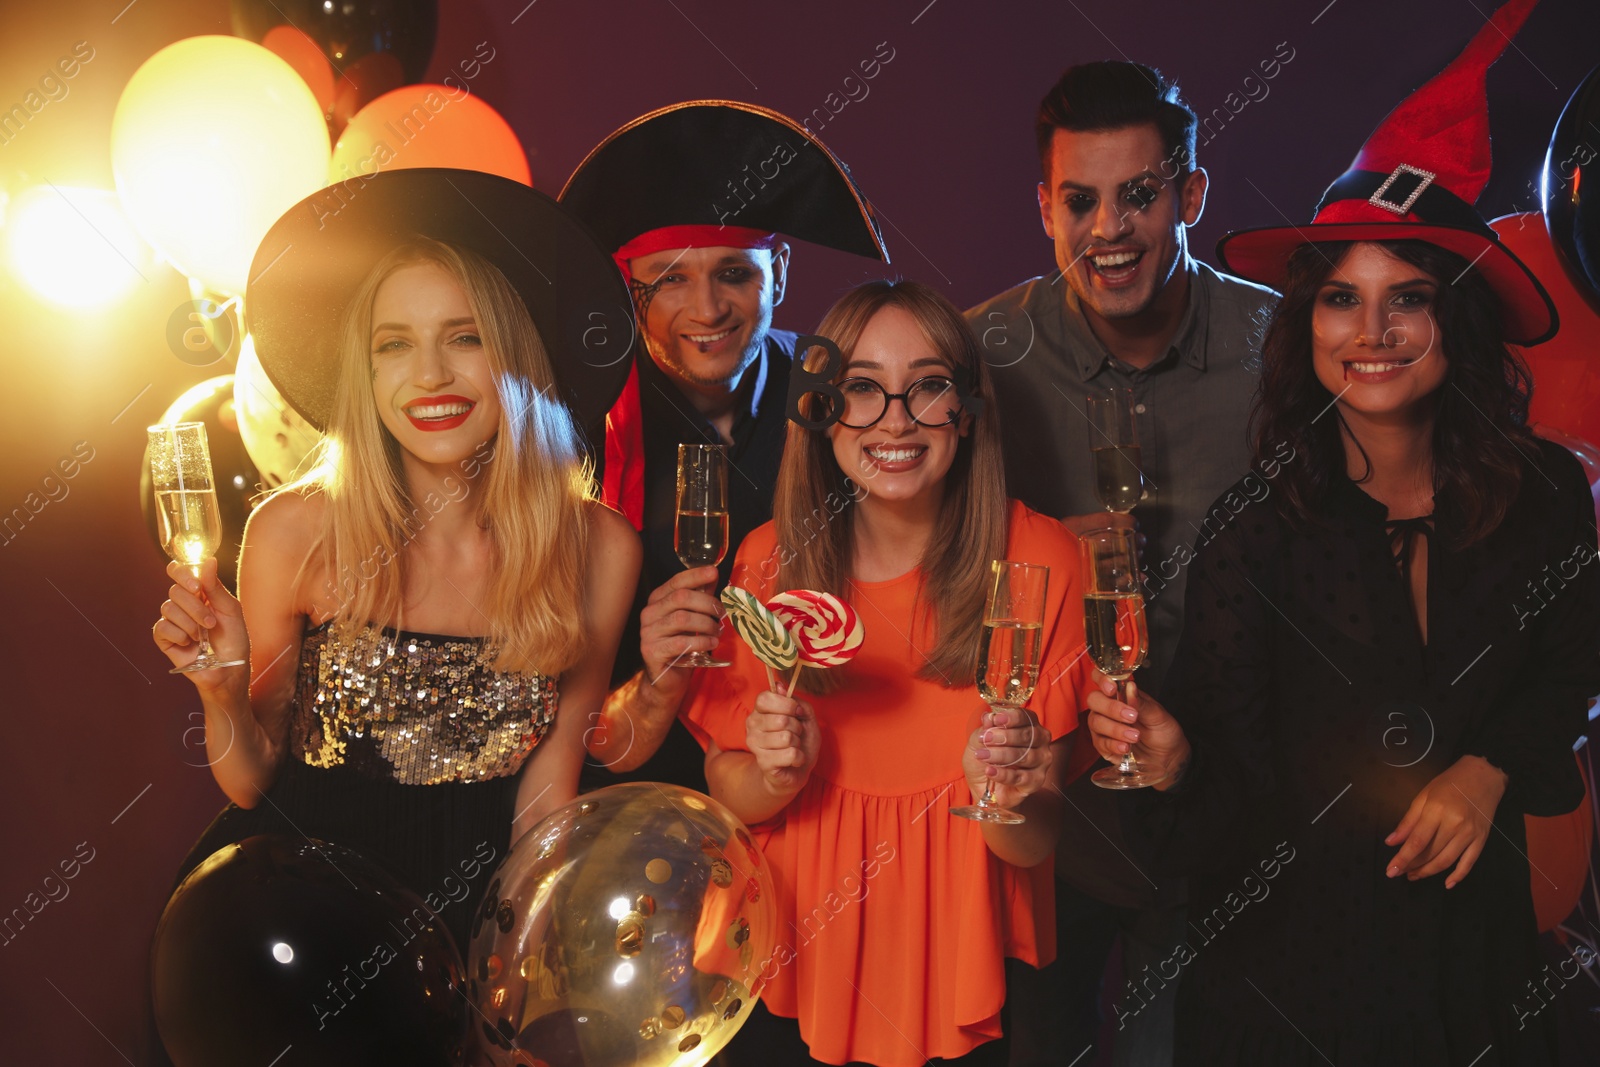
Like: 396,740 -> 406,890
603,226 -> 779,529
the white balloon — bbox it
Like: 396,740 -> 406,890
234,336 -> 321,488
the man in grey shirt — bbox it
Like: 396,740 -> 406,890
967,62 -> 1277,1066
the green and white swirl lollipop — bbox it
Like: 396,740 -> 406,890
720,585 -> 798,673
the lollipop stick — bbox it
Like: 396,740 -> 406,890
785,663 -> 802,697
764,664 -> 777,692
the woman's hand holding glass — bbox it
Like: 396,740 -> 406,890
153,558 -> 251,689
962,705 -> 1052,811
745,690 -> 820,796
1385,755 -> 1508,889
148,421 -> 247,674
1083,670 -> 1190,790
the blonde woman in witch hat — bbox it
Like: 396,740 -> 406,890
150,169 -> 641,950
557,102 -> 889,792
1083,0 -> 1600,1061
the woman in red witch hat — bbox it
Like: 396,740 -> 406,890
1084,0 -> 1600,1061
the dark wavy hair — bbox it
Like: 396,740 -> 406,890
1036,61 -> 1198,182
1248,239 -> 1536,547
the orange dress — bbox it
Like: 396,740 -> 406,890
681,501 -> 1088,1067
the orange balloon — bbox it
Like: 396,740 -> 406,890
261,25 -> 335,115
330,84 -> 531,186
1492,212 -> 1600,447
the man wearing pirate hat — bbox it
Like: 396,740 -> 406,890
968,63 -> 1278,1065
559,101 -> 889,795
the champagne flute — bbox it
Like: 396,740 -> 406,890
1087,389 -> 1144,514
148,422 -> 247,674
951,560 -> 1049,824
675,443 -> 731,669
1081,527 -> 1162,788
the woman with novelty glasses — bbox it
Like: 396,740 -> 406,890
658,280 -> 1089,1067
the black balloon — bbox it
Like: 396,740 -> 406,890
1544,63 -> 1600,313
230,0 -> 438,86
140,377 -> 259,593
152,835 -> 469,1067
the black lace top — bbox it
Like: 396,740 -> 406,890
289,622 -> 558,785
1131,438 -> 1600,1063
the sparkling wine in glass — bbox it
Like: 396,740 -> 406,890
1087,389 -> 1145,514
675,505 -> 729,569
951,560 -> 1049,824
675,443 -> 731,669
148,422 -> 247,674
1080,527 -> 1164,788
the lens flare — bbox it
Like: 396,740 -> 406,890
4,186 -> 149,307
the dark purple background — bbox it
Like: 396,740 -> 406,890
0,0 -> 1596,1061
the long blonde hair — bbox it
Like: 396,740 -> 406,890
773,280 -> 1008,693
281,237 -> 592,674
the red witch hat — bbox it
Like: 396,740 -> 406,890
1217,0 -> 1557,344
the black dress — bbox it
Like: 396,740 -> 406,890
580,331 -> 795,796
1131,439 -> 1600,1065
168,622 -> 559,950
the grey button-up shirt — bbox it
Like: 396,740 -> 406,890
968,258 -> 1278,700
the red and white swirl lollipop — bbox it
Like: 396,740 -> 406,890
767,590 -> 865,675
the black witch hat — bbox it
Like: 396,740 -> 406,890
246,168 -> 636,434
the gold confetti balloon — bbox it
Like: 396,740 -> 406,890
467,784 -> 776,1067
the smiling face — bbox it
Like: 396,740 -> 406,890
627,244 -> 791,395
829,305 -> 970,508
1037,124 -> 1205,322
368,261 -> 502,467
1312,242 -> 1448,425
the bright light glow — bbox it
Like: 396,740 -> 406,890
111,36 -> 330,296
272,942 -> 294,964
612,962 -> 634,986
5,186 -> 149,307
608,896 -> 631,920
159,375 -> 234,426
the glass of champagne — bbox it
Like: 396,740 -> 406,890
148,422 -> 247,674
674,443 -> 731,669
1081,527 -> 1162,788
951,560 -> 1049,825
1087,389 -> 1144,514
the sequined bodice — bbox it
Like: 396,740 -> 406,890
289,623 -> 558,785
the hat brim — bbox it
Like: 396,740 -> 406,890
559,100 -> 890,261
245,168 -> 635,436
1217,222 -> 1558,345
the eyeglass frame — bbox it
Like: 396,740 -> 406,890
831,374 -> 967,430
786,333 -> 989,432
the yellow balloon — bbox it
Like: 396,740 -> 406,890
469,784 -> 777,1067
111,36 -> 330,296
